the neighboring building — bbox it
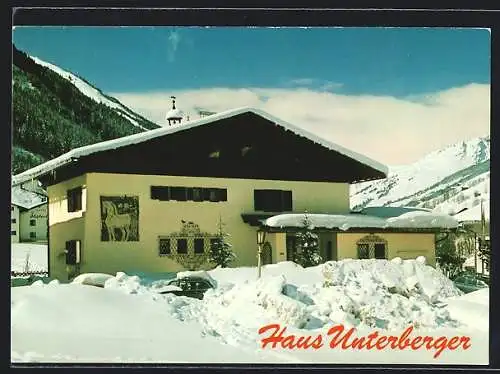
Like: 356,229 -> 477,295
12,107 -> 458,281
11,204 -> 20,243
11,184 -> 48,243
453,199 -> 490,275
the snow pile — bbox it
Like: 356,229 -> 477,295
311,258 -> 462,330
200,259 -> 463,338
11,260 -> 489,364
72,273 -> 114,288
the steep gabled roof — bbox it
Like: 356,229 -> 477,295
11,185 -> 47,210
12,107 -> 388,186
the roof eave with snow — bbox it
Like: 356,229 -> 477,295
262,212 -> 459,231
12,107 -> 388,186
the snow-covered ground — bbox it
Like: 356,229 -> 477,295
11,243 -> 48,274
11,258 -> 489,364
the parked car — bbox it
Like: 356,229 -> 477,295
452,273 -> 489,294
159,276 -> 215,299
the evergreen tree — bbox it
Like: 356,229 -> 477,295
293,212 -> 322,267
435,231 -> 465,279
209,216 -> 236,268
477,238 -> 490,272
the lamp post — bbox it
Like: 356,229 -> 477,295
257,229 -> 266,279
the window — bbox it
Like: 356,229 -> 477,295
151,186 -> 227,202
374,243 -> 386,259
151,186 -> 170,200
254,190 -> 292,212
356,235 -> 388,260
67,187 -> 82,212
170,187 -> 187,201
194,238 -> 205,254
159,238 -> 171,255
187,187 -> 204,202
357,243 -> 370,259
30,219 -> 36,226
177,238 -> 188,254
30,232 -> 36,239
11,218 -> 16,224
11,230 -> 16,236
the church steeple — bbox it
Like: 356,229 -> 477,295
166,96 -> 183,126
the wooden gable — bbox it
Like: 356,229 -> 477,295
40,112 -> 386,186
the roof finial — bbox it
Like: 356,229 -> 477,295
171,96 -> 176,110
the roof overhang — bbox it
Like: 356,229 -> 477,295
12,107 -> 388,187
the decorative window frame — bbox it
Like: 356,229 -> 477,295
158,221 -> 216,270
356,234 -> 388,259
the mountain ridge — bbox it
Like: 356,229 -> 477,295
12,44 -> 160,174
350,135 -> 490,221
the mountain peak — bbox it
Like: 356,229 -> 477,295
351,135 -> 490,218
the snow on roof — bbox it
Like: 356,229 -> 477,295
264,210 -> 459,231
357,206 -> 433,218
12,107 -> 388,186
11,185 -> 47,210
453,199 -> 490,223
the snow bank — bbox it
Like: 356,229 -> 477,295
445,289 -> 489,332
11,283 -> 280,363
11,260 -> 488,364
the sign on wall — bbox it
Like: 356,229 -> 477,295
100,196 -> 139,242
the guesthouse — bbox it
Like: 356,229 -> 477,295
12,105 -> 458,281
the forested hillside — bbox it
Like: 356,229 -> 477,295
12,45 -> 159,174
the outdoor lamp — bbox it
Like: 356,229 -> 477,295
257,229 -> 267,279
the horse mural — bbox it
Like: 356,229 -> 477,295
100,197 -> 139,241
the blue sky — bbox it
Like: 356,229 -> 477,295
12,27 -> 490,97
11,27 -> 491,164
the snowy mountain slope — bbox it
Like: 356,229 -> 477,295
30,56 -> 156,131
350,136 -> 490,220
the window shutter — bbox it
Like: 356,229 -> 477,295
67,190 -> 74,212
75,188 -> 82,210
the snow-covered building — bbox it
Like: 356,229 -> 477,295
12,107 -> 458,281
11,185 -> 48,243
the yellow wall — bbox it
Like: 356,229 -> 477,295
48,172 -> 349,279
47,175 -> 87,280
337,232 -> 436,266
